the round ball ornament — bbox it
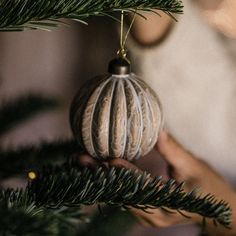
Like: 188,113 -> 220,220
70,58 -> 163,161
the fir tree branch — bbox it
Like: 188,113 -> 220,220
0,0 -> 183,31
0,164 -> 232,234
29,164 -> 232,228
0,94 -> 59,136
0,189 -> 84,236
0,139 -> 80,179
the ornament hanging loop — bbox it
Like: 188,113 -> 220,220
118,10 -> 128,60
117,48 -> 127,59
117,10 -> 137,63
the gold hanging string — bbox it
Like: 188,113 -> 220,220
122,11 -> 137,49
117,10 -> 137,62
120,10 -> 124,51
118,10 -> 127,59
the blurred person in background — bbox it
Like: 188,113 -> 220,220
109,0 -> 236,235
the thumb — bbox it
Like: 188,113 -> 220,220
156,130 -> 194,169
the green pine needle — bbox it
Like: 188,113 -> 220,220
30,164 -> 232,228
0,163 -> 232,234
0,0 -> 183,31
0,189 -> 84,236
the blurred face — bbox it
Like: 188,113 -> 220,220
195,0 -> 236,38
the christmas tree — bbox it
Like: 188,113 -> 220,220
0,0 -> 232,235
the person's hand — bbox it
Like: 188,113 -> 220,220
131,10 -> 173,46
108,131 -> 236,236
75,131 -> 236,235
196,0 -> 236,38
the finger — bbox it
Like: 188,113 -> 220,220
131,208 -> 158,227
75,154 -> 104,169
132,207 -> 173,220
132,207 -> 187,228
108,158 -> 143,173
156,130 -> 194,169
135,215 -> 152,227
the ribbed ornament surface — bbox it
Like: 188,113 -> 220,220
70,73 -> 163,161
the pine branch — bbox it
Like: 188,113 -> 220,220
0,0 -> 183,31
0,189 -> 54,236
0,94 -> 59,136
30,164 -> 232,228
0,139 -> 80,179
0,189 -> 84,236
0,164 -> 232,234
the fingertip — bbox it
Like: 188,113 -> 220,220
155,130 -> 169,152
108,158 -> 125,167
109,158 -> 127,168
109,158 -> 137,170
76,154 -> 101,169
155,131 -> 183,167
156,131 -> 193,169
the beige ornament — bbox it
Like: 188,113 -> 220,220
70,58 -> 163,161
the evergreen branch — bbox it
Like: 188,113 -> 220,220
0,189 -> 84,236
0,139 -> 80,179
0,0 -> 183,31
0,94 -> 59,136
0,189 -> 52,236
0,164 -> 232,234
30,164 -> 232,228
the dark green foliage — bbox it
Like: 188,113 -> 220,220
0,94 -> 59,136
0,189 -> 51,235
0,139 -> 80,179
2,163 -> 231,226
0,163 -> 232,234
0,189 -> 84,236
30,164 -> 232,228
0,0 -> 183,31
77,207 -> 136,236
0,188 -> 134,236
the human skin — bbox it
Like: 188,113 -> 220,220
109,131 -> 236,236
78,131 -> 236,236
77,2 -> 236,233
130,10 -> 172,45
129,1 -> 236,234
196,0 -> 236,38
131,0 -> 236,45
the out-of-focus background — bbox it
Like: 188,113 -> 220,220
0,18 -> 118,147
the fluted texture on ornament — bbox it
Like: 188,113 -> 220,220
70,74 -> 163,161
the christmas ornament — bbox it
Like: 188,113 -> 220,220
70,58 -> 163,161
70,11 -> 163,161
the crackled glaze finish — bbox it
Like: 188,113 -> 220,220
70,73 -> 163,161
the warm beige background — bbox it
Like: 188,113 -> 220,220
0,18 -> 118,147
